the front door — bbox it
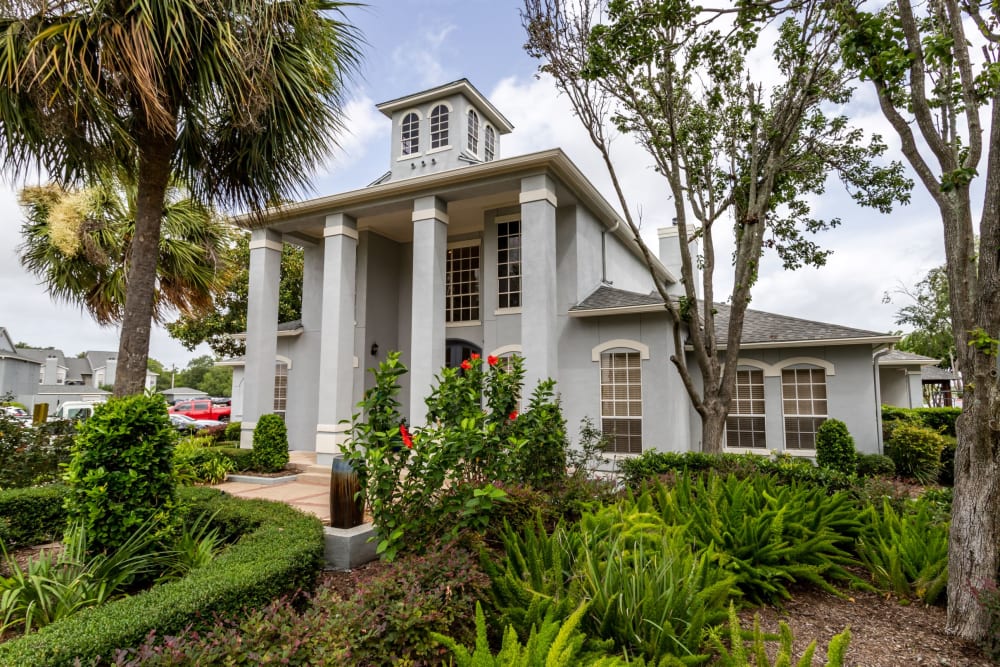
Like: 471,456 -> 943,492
445,339 -> 482,369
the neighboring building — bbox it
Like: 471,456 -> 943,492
10,340 -> 157,408
231,79 -> 904,464
0,327 -> 42,401
878,349 -> 959,408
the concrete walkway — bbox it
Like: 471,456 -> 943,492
213,451 -> 332,524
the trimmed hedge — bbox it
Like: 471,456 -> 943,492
217,446 -> 255,472
882,406 -> 961,437
0,487 -> 324,667
619,451 -> 858,493
0,485 -> 69,548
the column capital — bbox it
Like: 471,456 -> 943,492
520,174 -> 557,208
412,195 -> 449,224
249,227 -> 283,252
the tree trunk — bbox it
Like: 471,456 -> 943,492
701,401 -> 728,455
947,359 -> 1000,639
114,132 -> 173,397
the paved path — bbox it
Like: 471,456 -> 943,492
213,451 -> 332,523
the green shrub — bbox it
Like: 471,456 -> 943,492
816,419 -> 856,474
216,446 -> 254,472
0,485 -> 69,548
173,439 -> 235,485
855,453 -> 896,477
856,497 -> 949,604
251,414 -> 288,473
0,487 -> 323,667
333,541 -> 490,665
343,352 -> 569,560
881,406 -> 961,437
974,581 -> 1000,663
0,415 -> 74,489
223,421 -> 241,441
884,423 -> 946,484
938,435 -> 957,486
64,395 -> 177,554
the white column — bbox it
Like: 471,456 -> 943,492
241,228 -> 282,448
409,196 -> 448,425
520,174 -> 559,392
315,214 -> 358,462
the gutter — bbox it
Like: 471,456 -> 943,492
601,219 -> 620,284
872,344 -> 893,455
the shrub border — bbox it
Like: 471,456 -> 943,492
0,487 -> 324,667
0,485 -> 69,548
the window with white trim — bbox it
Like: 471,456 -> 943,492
600,351 -> 642,454
446,242 -> 480,323
430,104 -> 449,149
401,112 -> 419,155
274,361 -> 288,419
497,218 -> 521,309
726,369 -> 766,448
467,109 -> 479,153
781,367 -> 827,449
484,125 -> 495,161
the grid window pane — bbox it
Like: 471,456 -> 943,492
467,110 -> 479,153
497,220 -> 521,309
781,368 -> 828,449
446,244 -> 480,322
600,351 -> 642,454
430,105 -> 449,148
401,113 -> 419,155
484,126 -> 495,161
726,369 -> 766,448
274,362 -> 288,419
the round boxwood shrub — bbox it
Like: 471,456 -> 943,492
252,414 -> 289,473
224,420 -> 241,441
64,394 -> 177,553
815,419 -> 856,475
855,453 -> 896,477
885,422 -> 946,484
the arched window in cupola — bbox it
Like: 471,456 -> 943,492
430,104 -> 450,149
401,112 -> 420,155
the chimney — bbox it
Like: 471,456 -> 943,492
658,224 -> 702,298
106,357 -> 117,387
44,355 -> 58,385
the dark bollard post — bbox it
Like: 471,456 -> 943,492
330,457 -> 364,529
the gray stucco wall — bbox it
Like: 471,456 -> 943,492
1,358 -> 41,404
685,345 -> 884,455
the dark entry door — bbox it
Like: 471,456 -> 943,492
445,339 -> 482,369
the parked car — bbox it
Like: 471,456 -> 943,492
169,413 -> 225,434
1,406 -> 31,424
169,398 -> 231,422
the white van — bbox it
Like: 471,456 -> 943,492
50,401 -> 101,422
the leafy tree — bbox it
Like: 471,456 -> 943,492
836,0 -> 1000,641
173,356 -> 217,392
522,0 -> 909,453
17,174 -> 232,325
167,233 -> 304,358
894,266 -> 954,368
0,1 -> 361,395
198,366 -> 234,398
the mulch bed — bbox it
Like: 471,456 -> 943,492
319,564 -> 995,665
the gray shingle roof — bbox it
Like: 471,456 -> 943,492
879,350 -> 939,364
569,285 -> 663,312
570,286 -> 893,346
921,365 -> 958,382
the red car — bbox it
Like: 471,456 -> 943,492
168,398 -> 231,422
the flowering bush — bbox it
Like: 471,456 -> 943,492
341,352 -> 568,560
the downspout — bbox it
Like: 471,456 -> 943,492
872,345 -> 892,455
601,219 -> 620,285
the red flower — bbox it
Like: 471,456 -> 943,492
461,359 -> 472,371
487,355 -> 498,367
400,423 -> 413,449
471,353 -> 480,360
508,410 -> 518,420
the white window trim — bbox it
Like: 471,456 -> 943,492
400,109 -> 423,157
496,215 -> 522,311
467,109 -> 480,154
448,238 -> 480,249
780,364 -> 828,451
772,357 -> 835,376
493,307 -> 522,316
495,213 -> 520,224
429,102 -> 452,150
484,123 -> 496,161
591,339 -> 650,362
724,366 -> 767,450
488,344 -> 522,358
446,321 -> 482,328
276,354 -> 293,371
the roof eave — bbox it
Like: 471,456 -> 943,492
568,304 -> 667,318
685,335 -> 901,351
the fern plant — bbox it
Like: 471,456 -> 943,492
856,498 -> 949,604
707,603 -> 851,666
647,473 -> 864,604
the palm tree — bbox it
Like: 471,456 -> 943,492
17,173 -> 233,327
0,0 -> 362,395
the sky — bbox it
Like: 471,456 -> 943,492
0,0 -> 963,370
